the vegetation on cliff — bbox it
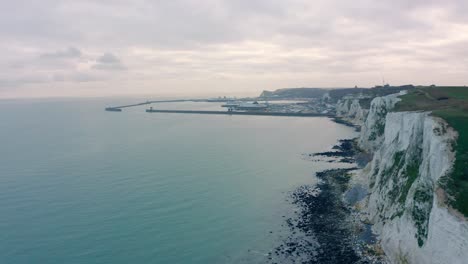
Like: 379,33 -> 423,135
394,86 -> 468,217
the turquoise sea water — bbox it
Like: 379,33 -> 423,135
0,98 -> 356,264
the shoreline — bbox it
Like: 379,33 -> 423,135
269,138 -> 385,264
330,117 -> 361,131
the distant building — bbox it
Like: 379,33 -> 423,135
235,101 -> 268,111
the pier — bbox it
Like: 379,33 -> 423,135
145,109 -> 331,117
105,99 -> 193,111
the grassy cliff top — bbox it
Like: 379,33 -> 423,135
395,86 -> 468,217
394,86 -> 468,115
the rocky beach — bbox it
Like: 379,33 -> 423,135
269,139 -> 385,264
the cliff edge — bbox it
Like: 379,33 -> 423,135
340,87 -> 468,264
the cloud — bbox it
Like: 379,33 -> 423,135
53,72 -> 103,83
92,53 -> 126,70
97,53 -> 120,64
1,0 -> 468,97
40,47 -> 81,59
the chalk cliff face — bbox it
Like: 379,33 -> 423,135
335,99 -> 368,126
358,93 -> 402,152
343,93 -> 468,264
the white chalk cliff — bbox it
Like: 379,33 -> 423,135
358,93 -> 402,153
343,93 -> 468,264
336,99 -> 369,126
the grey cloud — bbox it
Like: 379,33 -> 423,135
2,1 -> 468,48
53,72 -> 103,82
92,53 -> 126,70
97,53 -> 120,64
40,47 -> 82,59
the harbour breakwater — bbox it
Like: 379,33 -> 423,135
105,99 -> 192,111
145,109 -> 331,117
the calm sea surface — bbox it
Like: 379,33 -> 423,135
0,98 -> 356,264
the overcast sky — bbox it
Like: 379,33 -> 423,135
1,0 -> 468,98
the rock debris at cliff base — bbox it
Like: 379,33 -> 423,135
268,168 -> 385,264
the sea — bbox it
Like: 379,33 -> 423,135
0,98 -> 356,264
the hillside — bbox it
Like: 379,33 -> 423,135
260,85 -> 414,101
259,88 -> 329,98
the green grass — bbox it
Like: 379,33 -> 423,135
412,185 -> 433,247
440,87 -> 468,100
395,86 -> 468,112
381,151 -> 405,188
358,98 -> 373,109
435,111 -> 468,216
394,86 -> 468,216
398,161 -> 420,204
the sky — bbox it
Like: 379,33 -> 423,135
1,0 -> 468,98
